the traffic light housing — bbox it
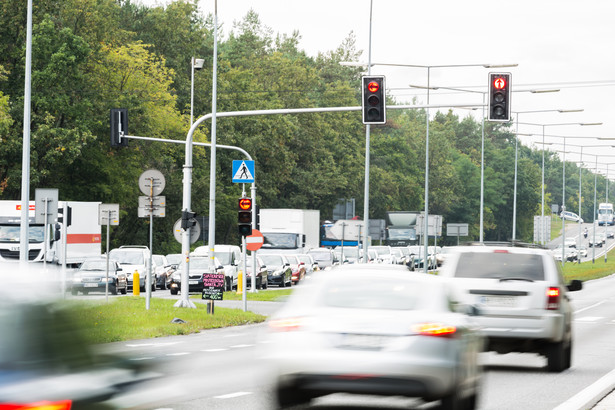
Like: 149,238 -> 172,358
361,76 -> 386,124
238,197 -> 253,237
110,108 -> 128,147
488,73 -> 511,122
57,205 -> 72,227
181,210 -> 197,231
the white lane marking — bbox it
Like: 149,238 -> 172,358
201,348 -> 228,352
166,352 -> 190,356
223,333 -> 247,338
214,392 -> 253,399
575,316 -> 603,322
126,343 -> 155,347
230,344 -> 253,349
553,368 -> 615,410
574,301 -> 606,314
130,357 -> 155,361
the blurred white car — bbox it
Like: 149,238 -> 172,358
262,265 -> 484,409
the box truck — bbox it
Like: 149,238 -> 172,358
258,209 -> 320,253
0,200 -> 101,266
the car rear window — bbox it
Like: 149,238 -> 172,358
322,276 -> 432,310
454,252 -> 545,281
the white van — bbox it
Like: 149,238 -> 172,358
109,246 -> 155,292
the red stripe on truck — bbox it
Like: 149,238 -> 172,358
67,234 -> 101,244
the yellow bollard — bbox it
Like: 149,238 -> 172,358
236,270 -> 243,294
132,271 -> 140,296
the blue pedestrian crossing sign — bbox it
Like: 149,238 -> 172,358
232,160 -> 255,183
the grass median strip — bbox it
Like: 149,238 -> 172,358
65,296 -> 267,344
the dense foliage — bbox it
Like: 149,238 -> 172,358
0,0 -> 609,251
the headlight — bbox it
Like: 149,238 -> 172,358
72,277 -> 82,283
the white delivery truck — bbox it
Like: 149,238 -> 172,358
598,203 -> 614,226
0,200 -> 101,265
258,209 -> 320,253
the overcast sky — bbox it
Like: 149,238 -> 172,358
139,0 -> 615,172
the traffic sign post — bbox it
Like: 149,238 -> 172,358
99,203 -> 119,303
138,169 -> 166,311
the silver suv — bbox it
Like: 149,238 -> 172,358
439,245 -> 582,372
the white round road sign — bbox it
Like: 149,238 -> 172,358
139,169 -> 165,196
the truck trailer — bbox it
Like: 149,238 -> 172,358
258,209 -> 320,253
0,200 -> 102,265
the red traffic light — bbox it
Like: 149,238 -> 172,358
238,197 -> 252,210
367,81 -> 380,93
493,77 -> 506,90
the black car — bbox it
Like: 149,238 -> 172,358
258,254 -> 292,287
169,256 -> 225,295
71,258 -> 127,295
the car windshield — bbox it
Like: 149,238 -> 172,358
321,276 -> 430,310
371,246 -> 391,256
0,224 -> 45,244
308,251 -> 332,262
454,252 -> 545,281
189,258 -> 210,270
109,250 -> 144,265
259,254 -> 284,266
153,255 -> 164,266
261,233 -> 298,249
286,255 -> 299,264
296,255 -> 312,265
387,228 -> 416,240
79,260 -> 108,271
166,254 -> 182,265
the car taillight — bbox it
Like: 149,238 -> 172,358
268,317 -> 305,332
546,287 -> 560,310
0,401 -> 73,410
412,322 -> 457,338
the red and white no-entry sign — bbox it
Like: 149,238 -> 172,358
246,229 -> 264,251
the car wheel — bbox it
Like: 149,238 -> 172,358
170,288 -> 178,295
546,339 -> 569,372
440,385 -> 463,410
280,277 -> 285,288
151,281 -> 156,292
263,278 -> 268,289
111,285 -> 118,295
276,387 -> 310,408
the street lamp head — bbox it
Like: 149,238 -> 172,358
483,63 -> 519,68
530,89 -> 561,93
193,58 -> 205,70
580,122 -> 603,126
558,109 -> 584,113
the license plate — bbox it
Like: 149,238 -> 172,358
10,246 -> 19,252
480,295 -> 517,307
339,334 -> 384,350
189,280 -> 198,285
84,283 -> 99,288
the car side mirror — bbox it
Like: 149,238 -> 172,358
567,279 -> 583,292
